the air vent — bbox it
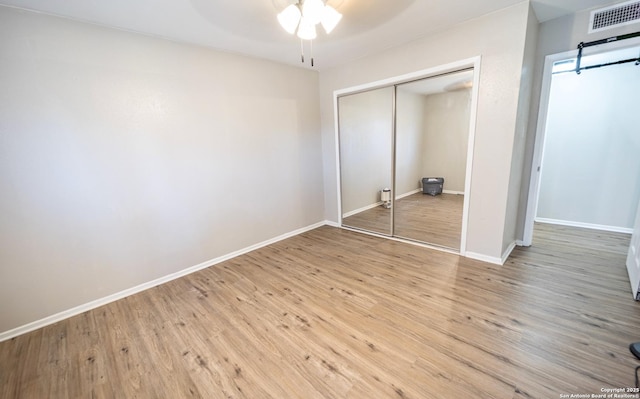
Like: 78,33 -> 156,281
589,0 -> 640,33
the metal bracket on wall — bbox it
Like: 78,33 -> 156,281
575,30 -> 640,74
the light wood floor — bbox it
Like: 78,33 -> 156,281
342,193 -> 464,249
1,223 -> 639,398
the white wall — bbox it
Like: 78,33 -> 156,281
504,3 -> 539,252
338,87 -> 393,213
421,90 -> 471,193
320,2 -> 532,260
519,2 -> 640,240
395,90 -> 425,196
0,6 -> 324,334
536,62 -> 640,229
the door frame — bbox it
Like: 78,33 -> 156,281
627,198 -> 640,300
521,38 -> 640,246
333,56 -> 481,255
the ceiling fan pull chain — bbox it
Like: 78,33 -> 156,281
300,38 -> 304,63
311,39 -> 314,67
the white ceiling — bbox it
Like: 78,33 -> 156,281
0,0 -> 623,69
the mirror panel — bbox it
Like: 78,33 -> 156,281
338,86 -> 394,235
393,70 -> 472,248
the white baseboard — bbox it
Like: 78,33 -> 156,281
465,251 -> 503,265
501,241 -> 516,264
0,220 -> 332,342
535,218 -> 633,234
342,201 -> 384,218
443,190 -> 465,195
343,188 -> 449,218
342,223 -> 506,265
515,240 -> 528,247
449,241 -> 514,265
396,188 -> 421,200
324,220 -> 340,228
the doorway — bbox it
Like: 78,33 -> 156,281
524,40 -> 640,244
523,39 -> 640,297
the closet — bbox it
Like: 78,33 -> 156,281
337,66 -> 478,252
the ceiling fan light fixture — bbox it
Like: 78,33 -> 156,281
277,4 -> 301,34
321,5 -> 342,34
276,0 -> 342,65
296,16 -> 317,40
301,0 -> 325,25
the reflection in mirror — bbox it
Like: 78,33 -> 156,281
338,86 -> 393,235
393,70 -> 472,249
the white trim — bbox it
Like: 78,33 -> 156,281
343,188 -> 461,222
466,242 -> 514,266
522,37 -> 640,246
343,201 -> 385,218
396,188 -> 421,200
0,220 -> 332,342
334,93 -> 343,226
341,226 -> 460,255
324,220 -> 340,228
459,56 -> 481,256
501,241 -> 517,264
535,218 -> 633,234
465,251 -> 503,265
522,50 -> 557,246
515,240 -> 527,246
334,57 -> 481,97
443,190 -> 465,195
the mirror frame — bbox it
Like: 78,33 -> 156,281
333,56 -> 481,255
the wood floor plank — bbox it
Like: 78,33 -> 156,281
343,192 -> 464,249
1,223 -> 639,398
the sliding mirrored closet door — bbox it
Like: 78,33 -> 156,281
338,86 -> 394,236
338,68 -> 474,251
393,70 -> 472,249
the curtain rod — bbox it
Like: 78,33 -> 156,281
574,31 -> 640,74
554,57 -> 639,75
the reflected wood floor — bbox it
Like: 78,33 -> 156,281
342,204 -> 393,236
1,223 -> 639,398
394,193 -> 463,249
342,193 -> 464,249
